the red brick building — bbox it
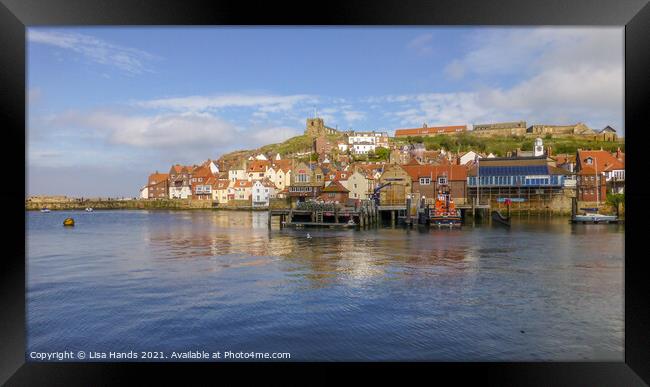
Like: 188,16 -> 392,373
314,136 -> 335,155
400,162 -> 468,203
147,172 -> 169,199
576,150 -> 622,201
576,165 -> 607,202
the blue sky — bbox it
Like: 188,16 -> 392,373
27,27 -> 624,197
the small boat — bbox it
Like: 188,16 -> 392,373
40,207 -> 50,213
571,209 -> 618,224
85,207 -> 93,212
491,210 -> 511,227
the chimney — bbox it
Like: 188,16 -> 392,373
616,147 -> 621,158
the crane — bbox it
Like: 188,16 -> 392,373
371,182 -> 392,206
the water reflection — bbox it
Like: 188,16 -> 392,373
27,210 -> 624,361
140,211 -> 493,287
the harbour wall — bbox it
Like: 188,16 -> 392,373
26,197 -> 293,211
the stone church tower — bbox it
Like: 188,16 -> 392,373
305,117 -> 340,137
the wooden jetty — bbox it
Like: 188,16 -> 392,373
268,200 -> 379,229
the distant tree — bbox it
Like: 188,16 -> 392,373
310,153 -> 319,162
377,147 -> 390,159
606,193 -> 624,218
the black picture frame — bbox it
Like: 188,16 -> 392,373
2,0 -> 649,384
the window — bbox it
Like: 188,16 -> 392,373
438,176 -> 448,185
420,177 -> 431,185
296,174 -> 309,183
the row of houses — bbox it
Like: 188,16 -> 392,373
141,137 -> 624,209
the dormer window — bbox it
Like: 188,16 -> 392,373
586,157 -> 593,165
438,176 -> 448,185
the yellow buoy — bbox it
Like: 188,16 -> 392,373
63,218 -> 75,227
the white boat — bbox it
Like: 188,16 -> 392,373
40,208 -> 50,213
85,207 -> 93,212
572,209 -> 618,224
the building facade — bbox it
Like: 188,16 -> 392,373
467,157 -> 570,206
146,172 -> 169,199
394,124 -> 467,138
472,121 -> 527,137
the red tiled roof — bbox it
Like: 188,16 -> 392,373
171,165 -> 183,174
148,173 -> 169,185
578,150 -> 624,172
213,179 -> 230,189
192,166 -> 213,178
322,180 -> 349,193
247,160 -> 270,173
233,180 -> 253,188
395,125 -> 467,136
553,154 -> 576,165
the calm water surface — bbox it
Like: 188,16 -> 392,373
27,210 -> 624,361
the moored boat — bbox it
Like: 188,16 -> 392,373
491,210 -> 511,227
571,208 -> 618,224
85,207 -> 93,212
572,213 -> 618,224
40,207 -> 50,213
429,190 -> 462,228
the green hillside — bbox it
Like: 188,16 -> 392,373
392,134 -> 624,156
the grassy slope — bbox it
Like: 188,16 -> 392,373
219,132 -> 624,166
391,134 -> 624,156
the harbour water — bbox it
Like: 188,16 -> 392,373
26,210 -> 624,361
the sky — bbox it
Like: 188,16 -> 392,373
27,27 -> 624,197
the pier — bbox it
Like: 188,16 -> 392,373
268,200 -> 379,229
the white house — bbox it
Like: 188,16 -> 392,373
212,179 -> 230,204
252,180 -> 276,208
169,185 -> 192,199
229,167 -> 246,183
343,170 -> 371,200
458,150 -> 482,165
274,168 -> 291,191
139,185 -> 149,199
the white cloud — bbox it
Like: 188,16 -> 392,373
247,127 -> 302,147
136,94 -> 316,113
392,27 -> 624,133
343,110 -> 366,123
28,29 -> 157,74
407,33 -> 434,56
46,110 -> 238,148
